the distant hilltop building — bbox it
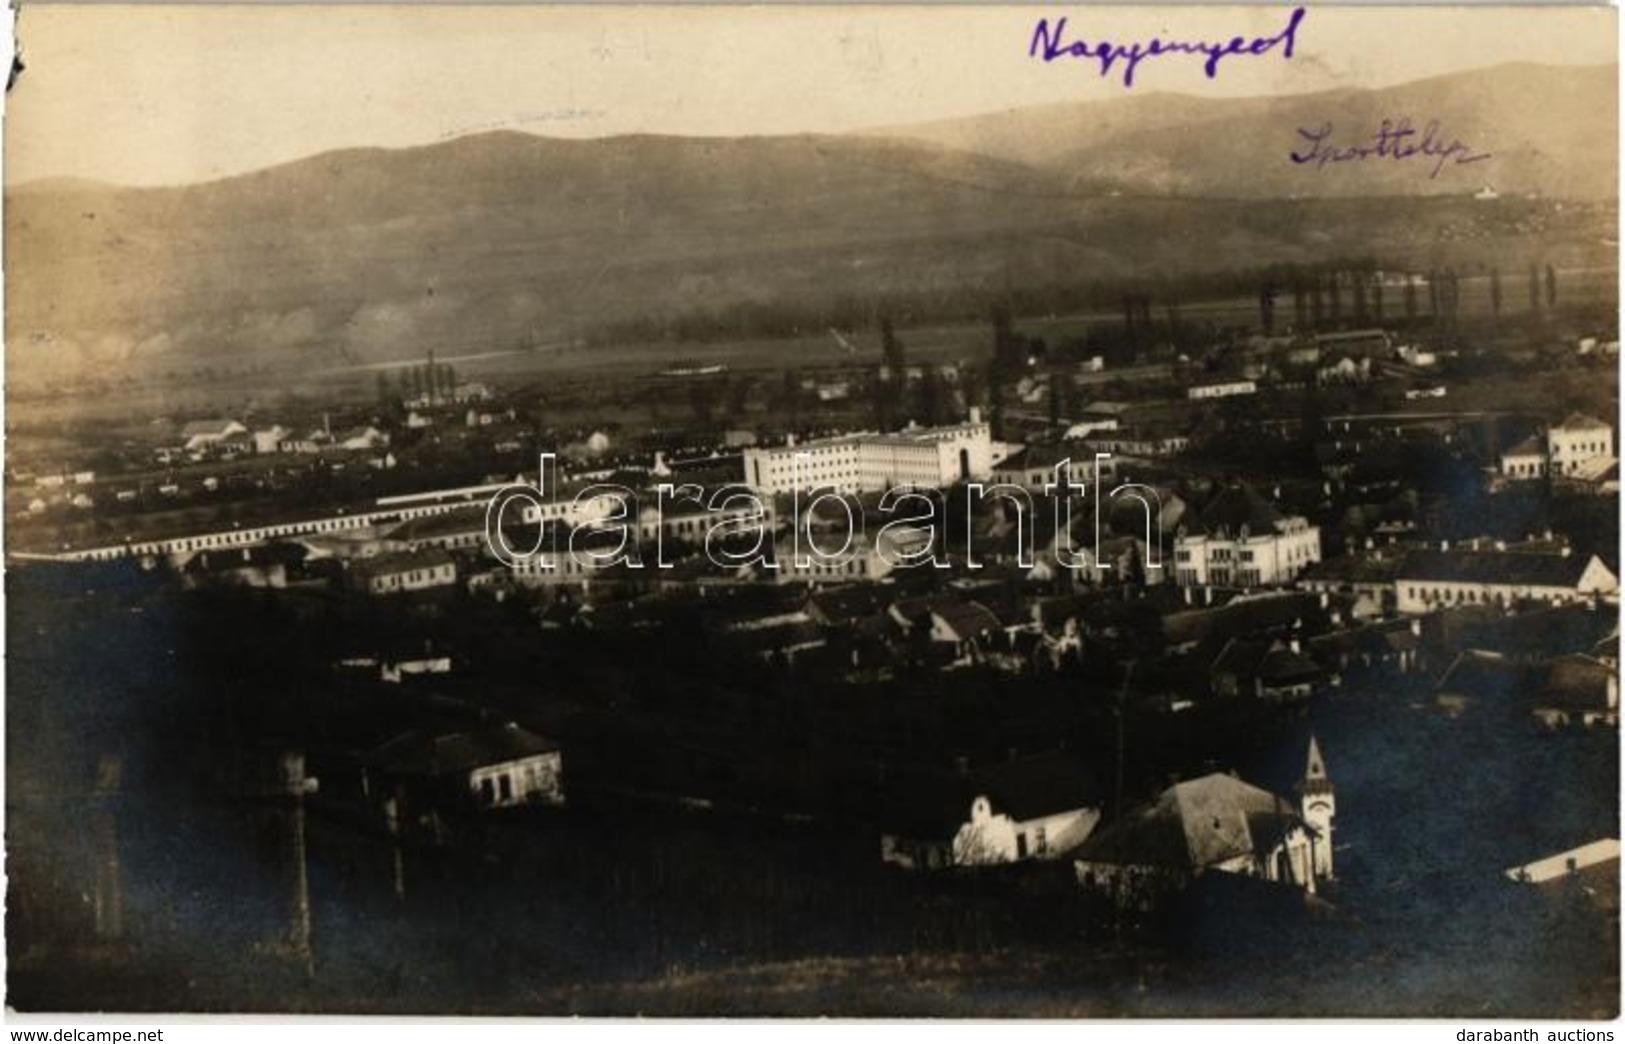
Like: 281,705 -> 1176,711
1187,379 -> 1257,401
180,418 -> 247,452
741,411 -> 992,495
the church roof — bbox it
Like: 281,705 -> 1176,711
1074,772 -> 1304,872
1302,735 -> 1333,796
1305,735 -> 1327,779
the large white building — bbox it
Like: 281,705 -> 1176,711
1549,413 -> 1614,476
1172,484 -> 1321,588
950,754 -> 1102,867
1500,435 -> 1548,480
1394,549 -> 1618,614
742,412 -> 993,496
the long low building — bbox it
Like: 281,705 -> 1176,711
1395,549 -> 1618,614
742,412 -> 992,495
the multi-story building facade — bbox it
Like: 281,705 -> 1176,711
1549,413 -> 1614,476
742,413 -> 992,496
1172,484 -> 1321,588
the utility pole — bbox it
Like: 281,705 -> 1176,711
92,755 -> 124,943
273,751 -> 319,978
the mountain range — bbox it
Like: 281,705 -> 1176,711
7,62 -> 1617,383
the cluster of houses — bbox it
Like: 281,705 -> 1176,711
1176,328 -> 1446,402
873,738 -> 1339,910
172,416 -> 391,463
12,374 -> 520,524
50,385 -> 1610,936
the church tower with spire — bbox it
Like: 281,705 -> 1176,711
1299,735 -> 1336,881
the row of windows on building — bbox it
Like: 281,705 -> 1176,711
1554,439 -> 1610,459
780,554 -> 874,577
1404,584 -> 1541,605
1176,543 -> 1313,565
372,565 -> 454,589
473,760 -> 558,808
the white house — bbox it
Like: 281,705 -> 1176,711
366,721 -> 565,842
1549,413 -> 1613,476
334,426 -> 389,452
1062,418 -> 1119,441
1500,436 -> 1547,480
181,418 -> 247,452
252,425 -> 290,455
950,753 -> 1102,866
351,549 -> 458,595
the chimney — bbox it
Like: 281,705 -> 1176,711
969,406 -> 982,425
786,433 -> 797,448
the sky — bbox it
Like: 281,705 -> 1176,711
6,3 -> 1619,186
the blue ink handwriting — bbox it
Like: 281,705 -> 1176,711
1290,118 -> 1491,179
1029,7 -> 1306,88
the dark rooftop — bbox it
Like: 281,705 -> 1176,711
366,721 -> 560,778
